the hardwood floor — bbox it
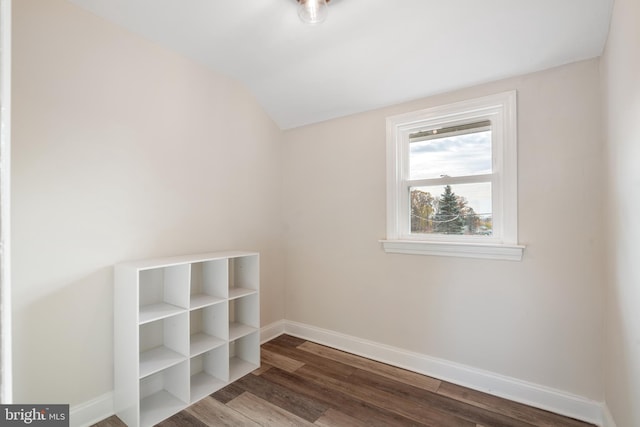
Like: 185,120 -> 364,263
95,335 -> 595,427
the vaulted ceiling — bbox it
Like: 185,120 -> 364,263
67,0 -> 613,129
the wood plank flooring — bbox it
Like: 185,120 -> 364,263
95,335 -> 595,427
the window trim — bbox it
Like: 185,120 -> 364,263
382,91 -> 524,261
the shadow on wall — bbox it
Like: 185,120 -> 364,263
13,267 -> 115,406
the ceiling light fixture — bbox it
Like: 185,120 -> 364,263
297,0 -> 330,25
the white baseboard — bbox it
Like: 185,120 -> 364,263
70,391 -> 114,427
71,320 -> 613,427
282,320 -> 605,426
261,319 -> 285,344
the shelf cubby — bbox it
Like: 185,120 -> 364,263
139,265 -> 190,324
189,304 -> 227,357
229,331 -> 260,382
190,259 -> 228,309
139,361 -> 189,427
228,293 -> 259,341
228,255 -> 259,299
190,345 -> 228,403
139,313 -> 189,378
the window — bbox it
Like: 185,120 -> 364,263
382,91 -> 524,260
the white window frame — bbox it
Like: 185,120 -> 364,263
381,91 -> 524,261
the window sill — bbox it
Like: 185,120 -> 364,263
380,239 -> 525,261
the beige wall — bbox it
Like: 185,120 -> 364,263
601,0 -> 640,424
12,0 -> 284,404
283,59 -> 604,400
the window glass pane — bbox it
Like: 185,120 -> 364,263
410,183 -> 492,236
409,130 -> 492,180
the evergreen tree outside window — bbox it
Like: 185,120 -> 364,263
383,91 -> 524,260
434,185 -> 465,234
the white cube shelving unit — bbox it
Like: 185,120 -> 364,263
114,251 -> 260,427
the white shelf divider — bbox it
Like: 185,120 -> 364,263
139,347 -> 186,379
228,287 -> 257,300
139,303 -> 184,325
229,322 -> 257,341
190,333 -> 225,358
189,294 -> 225,310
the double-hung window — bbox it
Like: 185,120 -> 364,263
382,91 -> 524,260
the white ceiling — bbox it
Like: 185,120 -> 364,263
66,0 -> 613,129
